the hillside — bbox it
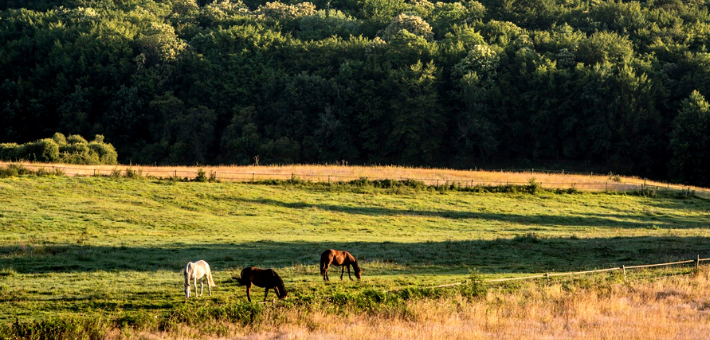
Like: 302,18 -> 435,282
1,174 -> 710,338
2,0 -> 710,185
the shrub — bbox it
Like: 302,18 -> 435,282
52,133 -> 67,146
195,168 -> 207,182
66,134 -> 88,144
124,168 -> 142,179
0,143 -> 20,160
88,139 -> 118,164
527,178 -> 541,194
18,139 -> 60,162
0,164 -> 64,178
460,269 -> 487,299
0,133 -> 118,165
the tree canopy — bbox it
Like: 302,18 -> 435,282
2,0 -> 710,185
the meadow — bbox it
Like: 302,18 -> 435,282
1,171 -> 710,338
4,161 -> 708,194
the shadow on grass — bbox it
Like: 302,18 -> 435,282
1,236 -> 708,275
237,197 -> 710,229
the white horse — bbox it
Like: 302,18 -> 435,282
184,260 -> 216,298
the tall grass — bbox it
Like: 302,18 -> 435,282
2,162 -> 704,194
2,268 -> 708,339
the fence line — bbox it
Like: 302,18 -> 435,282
385,255 -> 708,293
4,162 -> 707,197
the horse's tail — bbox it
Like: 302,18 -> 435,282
319,250 -> 332,275
206,264 -> 216,288
319,258 -> 326,275
236,268 -> 251,286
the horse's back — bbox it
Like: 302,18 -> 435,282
187,260 -> 209,278
196,260 -> 210,272
320,249 -> 339,262
242,267 -> 280,287
322,249 -> 353,265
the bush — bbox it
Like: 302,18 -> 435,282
52,133 -> 67,146
18,139 -> 60,162
0,133 -> 118,165
66,134 -> 88,144
195,168 -> 208,182
0,143 -> 20,160
460,269 -> 487,299
0,164 -> 64,178
88,138 -> 118,164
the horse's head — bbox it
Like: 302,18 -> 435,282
275,276 -> 288,300
354,263 -> 362,280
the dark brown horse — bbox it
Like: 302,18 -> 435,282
237,267 -> 288,302
320,249 -> 362,281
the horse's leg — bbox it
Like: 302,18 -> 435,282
200,277 -> 204,297
263,288 -> 270,302
208,276 -> 212,296
340,266 -> 345,280
194,276 -> 199,298
246,283 -> 252,303
347,264 -> 353,281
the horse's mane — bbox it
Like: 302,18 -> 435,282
184,262 -> 191,287
272,272 -> 287,298
347,253 -> 360,268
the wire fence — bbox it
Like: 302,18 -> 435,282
6,162 -> 708,198
385,254 -> 710,293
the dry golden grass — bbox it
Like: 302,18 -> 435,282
119,269 -> 710,340
3,161 -> 707,194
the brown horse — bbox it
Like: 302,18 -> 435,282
237,267 -> 288,302
320,249 -> 362,281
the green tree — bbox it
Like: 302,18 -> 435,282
669,91 -> 710,186
385,61 -> 444,165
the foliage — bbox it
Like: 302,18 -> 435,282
380,13 -> 433,41
669,91 -> 710,186
0,133 -> 117,164
2,0 -> 710,185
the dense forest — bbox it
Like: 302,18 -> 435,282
1,0 -> 710,185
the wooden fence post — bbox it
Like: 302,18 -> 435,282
696,254 -> 700,272
328,175 -> 331,184
545,272 -> 550,285
622,265 -> 626,281
93,169 -> 96,176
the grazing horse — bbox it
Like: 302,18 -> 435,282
320,249 -> 362,281
237,267 -> 288,302
184,260 -> 216,298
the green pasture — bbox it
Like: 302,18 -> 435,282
1,176 -> 709,322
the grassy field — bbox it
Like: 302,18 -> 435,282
1,172 -> 710,338
4,161 -> 708,195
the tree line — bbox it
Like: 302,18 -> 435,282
1,0 -> 710,185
